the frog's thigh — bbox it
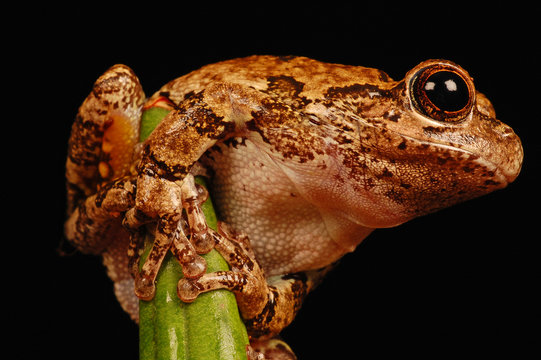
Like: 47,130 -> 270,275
66,64 -> 144,212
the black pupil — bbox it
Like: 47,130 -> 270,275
423,71 -> 469,112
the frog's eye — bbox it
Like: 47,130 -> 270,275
410,64 -> 474,122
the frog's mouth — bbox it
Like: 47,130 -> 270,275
432,130 -> 522,187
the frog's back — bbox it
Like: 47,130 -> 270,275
152,55 -> 394,104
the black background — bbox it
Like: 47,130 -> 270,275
11,3 -> 539,359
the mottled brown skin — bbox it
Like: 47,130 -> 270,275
65,56 -> 523,359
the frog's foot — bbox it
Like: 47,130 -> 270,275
65,176 -> 137,254
177,222 -> 268,318
125,174 -> 214,300
251,338 -> 297,360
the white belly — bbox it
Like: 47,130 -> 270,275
201,138 -> 351,276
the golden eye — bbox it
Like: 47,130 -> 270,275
410,64 -> 474,122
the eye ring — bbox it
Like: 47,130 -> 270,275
409,63 -> 475,122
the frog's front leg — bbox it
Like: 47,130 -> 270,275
129,84 -> 264,300
178,222 -> 330,342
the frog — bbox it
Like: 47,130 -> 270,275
64,55 -> 523,359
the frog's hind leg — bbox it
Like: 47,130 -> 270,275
65,63 -> 145,255
177,222 -> 331,340
64,64 -> 146,321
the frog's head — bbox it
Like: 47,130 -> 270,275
336,59 -> 524,228
402,59 -> 523,183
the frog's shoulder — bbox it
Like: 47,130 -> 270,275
153,55 -> 394,103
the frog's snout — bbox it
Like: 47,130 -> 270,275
481,120 -> 524,186
498,130 -> 523,185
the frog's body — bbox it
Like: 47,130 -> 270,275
65,56 -> 523,359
